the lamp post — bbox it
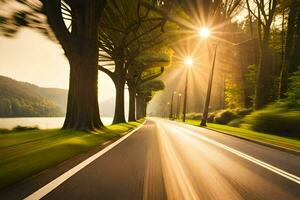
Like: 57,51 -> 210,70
200,44 -> 218,126
183,57 -> 192,122
198,27 -> 252,126
196,26 -> 216,126
176,93 -> 182,119
166,102 -> 170,118
169,91 -> 176,119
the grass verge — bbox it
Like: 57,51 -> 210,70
183,119 -> 300,152
0,120 -> 143,188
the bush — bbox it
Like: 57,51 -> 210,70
234,108 -> 253,116
186,113 -> 202,120
243,107 -> 300,136
214,110 -> 238,125
228,118 -> 243,127
207,113 -> 215,122
12,126 -> 39,132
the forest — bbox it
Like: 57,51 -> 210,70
0,75 -> 66,117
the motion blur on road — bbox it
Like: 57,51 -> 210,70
2,118 -> 300,200
154,118 -> 300,200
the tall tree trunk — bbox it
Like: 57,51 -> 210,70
128,83 -> 136,121
255,34 -> 272,109
279,3 -> 297,98
42,0 -> 106,130
142,102 -> 147,118
136,94 -> 144,119
291,4 -> 300,73
112,77 -> 126,124
63,53 -> 102,130
60,1 -> 104,130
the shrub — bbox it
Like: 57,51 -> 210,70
207,111 -> 218,123
12,126 -> 39,131
186,113 -> 202,120
234,108 -> 253,116
228,118 -> 243,127
243,107 -> 300,136
214,110 -> 238,125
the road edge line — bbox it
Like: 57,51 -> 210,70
169,119 -> 300,156
24,120 -> 146,200
172,124 -> 300,185
204,127 -> 300,156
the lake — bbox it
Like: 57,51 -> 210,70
0,117 -> 113,130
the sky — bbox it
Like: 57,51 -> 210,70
0,28 -> 119,103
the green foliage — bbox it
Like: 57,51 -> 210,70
0,121 -> 142,188
225,77 -> 244,108
0,75 -> 67,117
207,111 -> 217,123
12,126 -> 39,132
186,113 -> 202,120
234,107 -> 253,116
287,68 -> 300,102
139,80 -> 165,103
140,80 -> 165,92
228,118 -> 243,127
214,110 -> 238,125
245,64 -> 257,106
184,120 -> 300,151
243,103 -> 300,136
135,50 -> 170,67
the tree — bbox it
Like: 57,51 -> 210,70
98,0 -> 171,123
136,80 -> 165,119
279,0 -> 300,98
127,50 -> 170,121
246,0 -> 279,109
0,0 -> 107,130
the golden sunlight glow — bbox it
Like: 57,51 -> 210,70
198,27 -> 211,39
184,57 -> 193,66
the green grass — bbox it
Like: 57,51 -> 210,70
0,120 -> 143,188
183,119 -> 300,152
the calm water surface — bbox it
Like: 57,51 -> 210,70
0,117 -> 113,129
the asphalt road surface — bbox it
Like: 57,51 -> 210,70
2,118 -> 300,200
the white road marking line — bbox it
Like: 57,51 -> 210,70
171,125 -> 300,185
24,121 -> 146,200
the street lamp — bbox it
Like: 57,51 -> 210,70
184,57 -> 193,66
198,26 -> 218,127
169,91 -> 176,119
176,93 -> 182,119
183,57 -> 192,122
198,27 -> 210,39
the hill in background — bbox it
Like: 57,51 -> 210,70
0,75 -> 67,117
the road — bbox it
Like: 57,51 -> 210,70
2,118 -> 300,199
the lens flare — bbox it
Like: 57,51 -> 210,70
199,27 -> 210,38
184,57 -> 193,66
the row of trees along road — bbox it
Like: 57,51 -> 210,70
97,0 -> 174,123
0,0 -> 176,130
1,0 -> 298,129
